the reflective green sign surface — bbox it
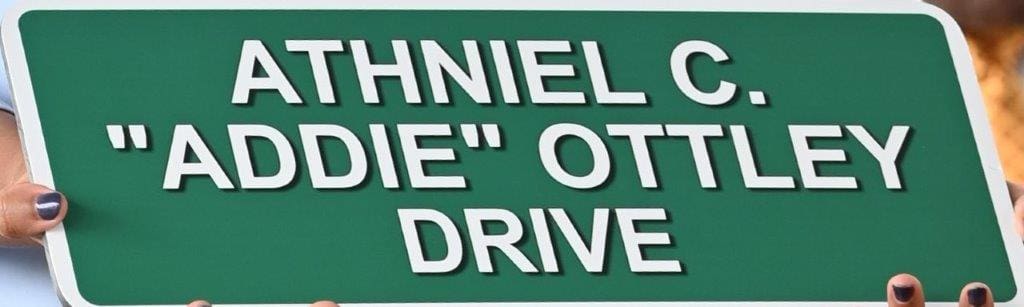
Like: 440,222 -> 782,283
5,2 -> 1021,306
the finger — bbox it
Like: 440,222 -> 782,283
888,273 -> 925,307
186,300 -> 211,307
1007,181 -> 1024,202
959,282 -> 993,307
1005,182 -> 1024,237
0,183 -> 67,240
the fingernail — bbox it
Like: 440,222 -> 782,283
35,192 -> 62,220
968,286 -> 988,307
892,284 -> 915,303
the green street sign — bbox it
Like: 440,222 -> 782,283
4,1 -> 1023,306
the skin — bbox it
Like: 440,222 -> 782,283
927,0 -> 1024,30
0,112 -> 67,246
886,274 -> 995,307
0,112 -> 1019,304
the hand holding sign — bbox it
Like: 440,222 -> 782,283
0,112 -> 67,246
880,181 -> 1024,307
886,274 -> 993,307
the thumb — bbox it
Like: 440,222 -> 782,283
0,183 -> 66,240
186,300 -> 211,307
888,273 -> 925,307
959,282 -> 993,307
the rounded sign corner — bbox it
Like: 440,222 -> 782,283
909,1 -> 966,40
1005,282 -> 1024,305
1,1 -> 40,38
52,277 -> 99,307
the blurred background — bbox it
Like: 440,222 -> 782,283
0,0 -> 1022,306
927,0 -> 1024,183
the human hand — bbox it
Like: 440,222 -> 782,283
884,183 -> 1024,306
188,300 -> 338,307
0,112 -> 67,246
887,273 -> 992,306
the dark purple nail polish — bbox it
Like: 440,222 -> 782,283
893,284 -> 914,303
968,287 -> 988,307
35,192 -> 62,220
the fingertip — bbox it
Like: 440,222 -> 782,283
0,183 -> 66,239
310,301 -> 338,307
889,273 -> 921,287
187,300 -> 212,307
888,273 -> 924,306
31,190 -> 67,234
960,282 -> 993,307
34,191 -> 65,221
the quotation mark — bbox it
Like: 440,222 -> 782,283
749,91 -> 768,106
106,124 -> 149,150
459,124 -> 502,149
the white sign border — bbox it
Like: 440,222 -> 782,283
3,0 -> 1021,306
